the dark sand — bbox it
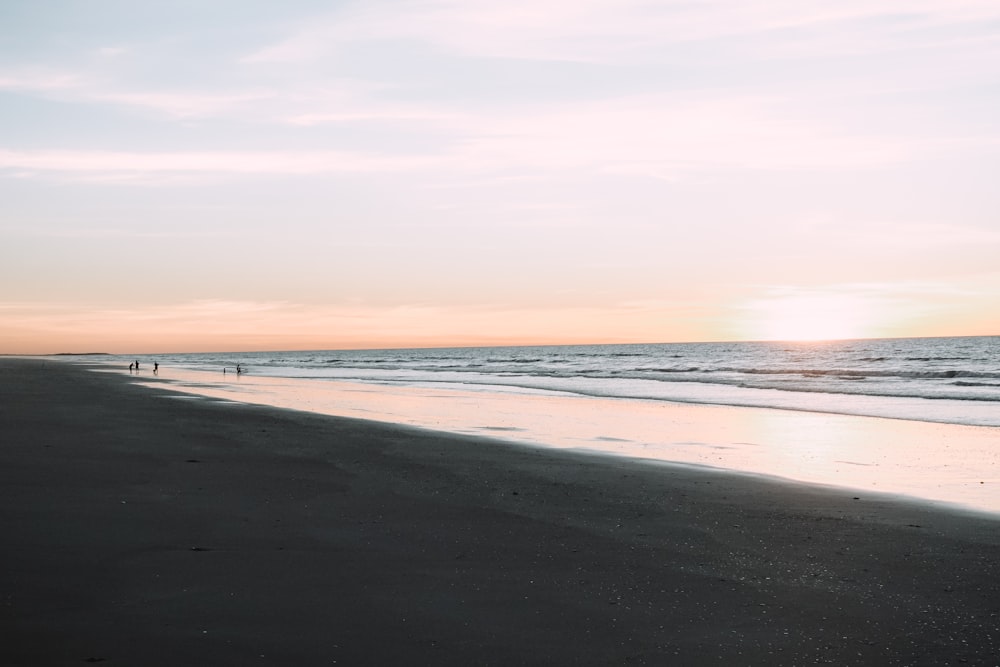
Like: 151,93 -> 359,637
2,359 -> 998,666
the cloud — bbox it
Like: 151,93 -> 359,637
0,66 -> 269,118
2,2 -> 997,182
824,221 -> 1000,250
93,90 -> 275,119
285,108 -> 462,127
0,63 -> 419,124
0,68 -> 89,92
0,89 -> 947,182
242,0 -> 1000,65
7,1 -> 1000,129
447,93 -> 926,173
97,47 -> 128,58
0,148 -> 441,176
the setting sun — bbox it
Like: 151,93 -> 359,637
745,292 -> 874,341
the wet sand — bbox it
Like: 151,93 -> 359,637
2,358 -> 999,665
129,365 -> 1000,514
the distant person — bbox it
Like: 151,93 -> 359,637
135,360 -> 140,371
153,362 -> 159,374
129,362 -> 134,373
236,364 -> 243,375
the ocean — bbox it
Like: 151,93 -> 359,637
105,336 -> 1000,427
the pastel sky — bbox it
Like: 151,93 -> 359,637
2,0 -> 999,353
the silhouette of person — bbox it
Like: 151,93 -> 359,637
236,364 -> 242,375
153,362 -> 159,374
129,362 -> 134,373
135,360 -> 140,371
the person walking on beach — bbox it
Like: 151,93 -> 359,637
153,362 -> 158,374
135,360 -> 140,371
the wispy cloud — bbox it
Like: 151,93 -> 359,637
819,220 -> 1000,250
0,149 -> 441,176
447,93 -> 928,173
6,1 -> 999,129
0,89 -> 949,181
243,0 -> 1000,65
96,46 -> 128,58
0,224 -> 233,240
93,90 -> 275,119
3,0 -> 995,178
0,63 -> 424,125
285,107 -> 462,127
0,66 -> 266,119
0,67 -> 89,92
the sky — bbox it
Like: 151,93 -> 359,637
2,0 -> 999,353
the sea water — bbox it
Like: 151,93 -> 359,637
84,336 -> 1000,512
106,336 -> 1000,427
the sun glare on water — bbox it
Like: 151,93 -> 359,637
745,292 -> 873,342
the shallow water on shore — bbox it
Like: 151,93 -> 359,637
109,363 -> 1000,515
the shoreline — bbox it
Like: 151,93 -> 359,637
101,360 -> 1000,514
3,358 -> 1000,665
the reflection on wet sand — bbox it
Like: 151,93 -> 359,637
137,367 -> 999,513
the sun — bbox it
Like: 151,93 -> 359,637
744,292 -> 873,342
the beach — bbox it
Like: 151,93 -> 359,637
2,358 -> 999,665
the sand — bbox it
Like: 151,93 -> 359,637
1,358 -> 998,665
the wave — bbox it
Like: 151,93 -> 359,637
109,336 -> 1000,427
904,356 -> 977,362
648,367 -> 701,373
486,358 -> 545,364
717,367 -> 1000,381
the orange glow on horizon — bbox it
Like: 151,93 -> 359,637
2,288 -> 998,355
0,300 -> 701,355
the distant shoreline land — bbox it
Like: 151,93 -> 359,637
52,352 -> 112,356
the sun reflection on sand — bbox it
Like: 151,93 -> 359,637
135,366 -> 999,513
